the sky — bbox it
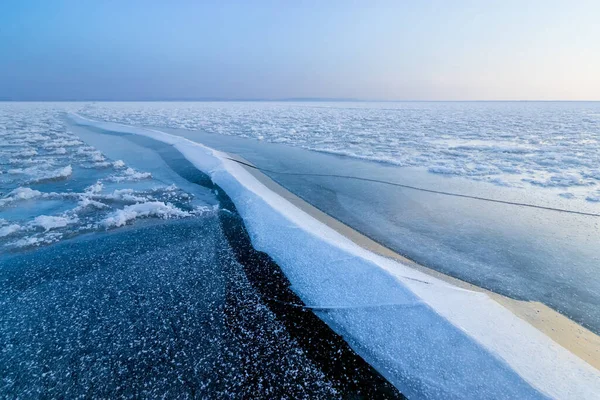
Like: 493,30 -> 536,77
1,0 -> 599,101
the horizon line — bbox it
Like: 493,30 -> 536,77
1,98 -> 600,103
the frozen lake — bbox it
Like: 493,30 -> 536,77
1,102 -> 599,398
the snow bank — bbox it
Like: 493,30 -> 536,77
70,114 -> 600,400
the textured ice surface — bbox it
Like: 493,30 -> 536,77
0,104 -> 209,251
78,101 -> 600,201
0,219 -> 340,398
72,115 -> 600,400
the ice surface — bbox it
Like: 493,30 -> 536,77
78,101 -> 600,201
0,219 -> 342,398
71,114 -> 600,399
3,102 -> 599,397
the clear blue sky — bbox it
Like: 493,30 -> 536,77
1,0 -> 598,100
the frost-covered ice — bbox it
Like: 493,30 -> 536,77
71,114 -> 600,400
78,101 -> 600,201
1,219 -> 345,398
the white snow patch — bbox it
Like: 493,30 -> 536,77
585,191 -> 600,202
90,151 -> 105,162
31,215 -> 77,231
75,197 -> 108,210
92,161 -> 112,168
48,147 -> 67,155
108,167 -> 152,182
101,201 -> 190,228
105,188 -> 148,202
9,236 -> 45,248
0,224 -> 21,237
428,165 -> 459,175
43,139 -> 82,148
6,187 -> 42,200
26,165 -> 73,183
13,149 -> 38,157
559,192 -> 575,199
85,181 -> 103,194
0,187 -> 43,206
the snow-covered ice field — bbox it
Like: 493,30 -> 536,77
79,101 -> 600,202
1,102 -> 600,398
